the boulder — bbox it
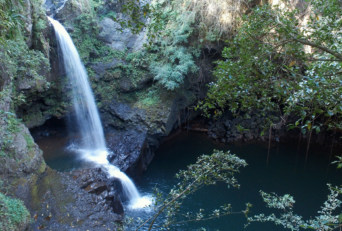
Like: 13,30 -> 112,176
107,128 -> 153,176
25,168 -> 123,230
98,17 -> 147,51
71,168 -> 124,215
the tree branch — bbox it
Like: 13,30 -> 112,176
135,176 -> 202,231
307,58 -> 341,62
292,37 -> 342,61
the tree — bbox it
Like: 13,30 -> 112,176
200,0 -> 342,134
135,150 -> 249,230
134,149 -> 342,230
248,185 -> 342,231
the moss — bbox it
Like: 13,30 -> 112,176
29,169 -> 73,222
0,193 -> 30,231
134,88 -> 161,108
23,134 -> 34,150
0,111 -> 21,151
21,108 -> 44,128
38,161 -> 46,174
29,176 -> 40,210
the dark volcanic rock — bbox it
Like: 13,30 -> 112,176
107,129 -> 154,176
109,100 -> 146,124
208,111 -> 289,143
26,168 -> 123,231
102,91 -> 200,175
45,0 -> 68,17
71,168 -> 124,216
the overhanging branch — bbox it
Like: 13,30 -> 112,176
292,37 -> 342,61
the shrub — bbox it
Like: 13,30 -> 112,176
0,193 -> 30,231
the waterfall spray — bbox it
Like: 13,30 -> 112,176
48,16 -> 151,209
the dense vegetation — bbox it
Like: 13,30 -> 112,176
136,150 -> 249,230
200,0 -> 342,135
145,0 -> 246,90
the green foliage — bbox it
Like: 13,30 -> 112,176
149,46 -> 198,90
200,0 -> 342,133
7,39 -> 49,82
0,110 -> 21,151
145,0 -> 200,90
71,0 -> 244,91
112,0 -> 150,33
332,156 -> 342,169
143,0 -> 251,90
23,133 -> 34,150
0,192 -> 30,231
0,0 -> 25,41
136,88 -> 161,108
248,185 -> 342,230
136,150 -> 248,230
70,13 -> 102,61
0,39 -> 50,112
71,10 -> 128,63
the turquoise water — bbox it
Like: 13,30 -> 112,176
131,131 -> 342,231
38,131 -> 342,230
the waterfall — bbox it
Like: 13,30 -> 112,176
48,17 -> 151,209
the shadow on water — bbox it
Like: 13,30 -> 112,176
35,134 -> 92,171
31,117 -> 93,171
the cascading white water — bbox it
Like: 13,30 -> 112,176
48,17 -> 151,209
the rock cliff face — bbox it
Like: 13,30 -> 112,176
98,17 -> 147,51
43,0 -> 207,177
1,0 -> 204,227
0,0 -> 125,229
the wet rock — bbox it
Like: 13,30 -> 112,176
44,0 -> 69,17
107,129 -> 153,176
25,168 -> 123,230
0,124 -> 46,177
71,168 -> 124,216
109,100 -> 146,124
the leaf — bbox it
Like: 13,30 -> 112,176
338,213 -> 342,223
307,122 -> 312,131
